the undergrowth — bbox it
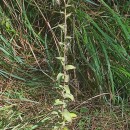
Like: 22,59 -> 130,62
0,0 -> 130,129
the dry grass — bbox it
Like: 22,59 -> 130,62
0,78 -> 130,130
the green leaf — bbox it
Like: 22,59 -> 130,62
6,21 -> 10,29
1,19 -> 5,25
64,93 -> 74,101
63,127 -> 69,130
59,42 -> 64,45
59,85 -> 64,89
56,57 -> 65,62
51,111 -> 59,115
65,65 -> 76,71
70,113 -> 77,118
56,57 -> 65,65
64,74 -> 69,83
63,85 -> 74,101
62,109 -> 72,122
66,36 -> 72,39
80,107 -> 89,113
54,99 -> 65,106
57,73 -> 64,81
64,85 -> 70,94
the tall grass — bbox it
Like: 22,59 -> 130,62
72,0 -> 130,101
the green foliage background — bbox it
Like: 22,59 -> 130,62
0,0 -> 130,129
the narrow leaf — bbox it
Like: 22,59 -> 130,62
56,57 -> 65,62
65,65 -> 76,71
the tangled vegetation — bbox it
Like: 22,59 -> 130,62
0,0 -> 130,129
